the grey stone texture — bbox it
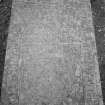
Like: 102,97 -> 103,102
1,0 -> 103,105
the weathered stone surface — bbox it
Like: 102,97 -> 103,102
1,0 -> 103,105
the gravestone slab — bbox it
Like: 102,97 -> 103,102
1,0 -> 103,105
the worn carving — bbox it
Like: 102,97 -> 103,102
1,0 -> 103,105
